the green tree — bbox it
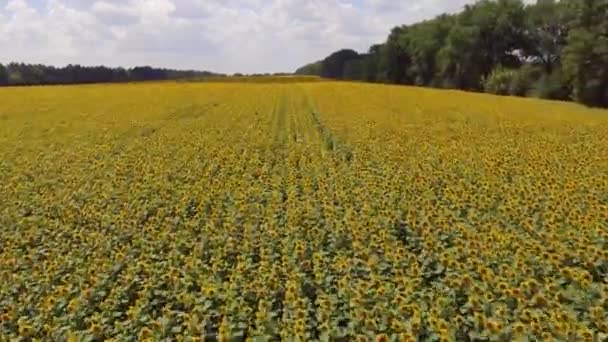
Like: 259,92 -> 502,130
404,14 -> 453,86
509,64 -> 544,96
437,24 -> 483,89
482,67 -> 517,95
0,63 -> 8,85
563,0 -> 608,107
295,61 -> 322,75
437,0 -> 526,90
523,0 -> 573,73
293,0 -> 607,107
360,45 -> 382,82
320,49 -> 360,79
530,68 -> 571,100
343,59 -> 365,81
378,26 -> 411,83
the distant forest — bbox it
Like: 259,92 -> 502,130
0,63 -> 221,86
295,0 -> 608,108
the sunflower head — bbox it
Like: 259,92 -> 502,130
512,322 -> 526,335
138,327 -> 153,340
356,334 -> 369,342
397,333 -> 416,342
578,328 -> 593,341
541,332 -> 553,341
18,323 -> 34,337
88,322 -> 102,336
374,334 -> 389,342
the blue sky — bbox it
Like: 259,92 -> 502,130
1,0 -> 502,73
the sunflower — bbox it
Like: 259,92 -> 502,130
541,331 -> 554,341
0,313 -> 11,323
57,285 -> 70,297
138,327 -> 153,340
473,312 -> 486,329
460,275 -> 473,288
453,315 -> 465,326
374,334 -> 389,342
485,320 -> 502,334
530,322 -> 542,334
18,322 -> 34,337
389,318 -> 407,331
66,331 -> 80,342
512,322 -> 526,336
294,319 -> 307,336
396,333 -> 416,342
532,294 -> 548,307
354,309 -> 368,322
204,286 -> 217,297
356,335 -> 369,342
88,322 -> 102,336
437,336 -> 451,342
67,298 -> 80,314
578,328 -> 593,342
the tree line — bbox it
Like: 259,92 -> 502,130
295,0 -> 608,108
0,63 -> 221,86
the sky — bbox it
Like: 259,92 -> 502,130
1,0 -> 503,73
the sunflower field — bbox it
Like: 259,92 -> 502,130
0,81 -> 607,341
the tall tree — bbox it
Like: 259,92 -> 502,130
437,1 -> 527,90
0,63 -> 219,86
563,0 -> 608,107
342,59 -> 365,80
360,45 -> 382,82
0,63 -> 8,85
523,0 -> 573,73
379,26 -> 411,84
294,0 -> 608,107
320,49 -> 360,79
437,23 -> 484,89
404,14 -> 454,86
295,61 -> 322,75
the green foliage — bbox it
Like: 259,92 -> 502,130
379,26 -> 410,83
0,63 -> 222,86
530,69 -> 571,100
523,0 -> 573,73
296,48 -> 383,82
405,15 -> 454,86
342,59 -> 365,81
483,65 -> 566,99
0,63 -> 7,85
482,64 -> 545,97
196,75 -> 322,83
562,0 -> 608,107
483,68 -> 518,95
294,61 -> 322,76
467,0 -> 526,67
509,64 -> 544,96
320,49 -> 360,79
361,45 -> 382,82
294,0 -> 608,108
436,24 -> 482,89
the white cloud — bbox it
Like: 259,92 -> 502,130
91,1 -> 140,26
0,0 -> 529,73
5,0 -> 30,11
